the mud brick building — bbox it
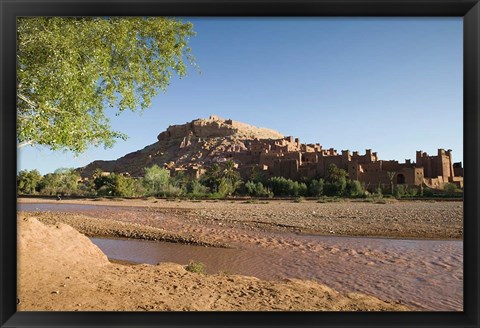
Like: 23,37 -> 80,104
223,135 -> 463,191
81,116 -> 463,191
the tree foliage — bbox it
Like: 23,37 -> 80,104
267,176 -> 308,197
245,181 -> 273,197
17,169 -> 42,194
308,178 -> 324,197
94,173 -> 137,197
201,164 -> 222,193
345,179 -> 364,197
143,164 -> 171,195
37,168 -> 80,195
324,164 -> 348,196
443,183 -> 461,195
17,17 -> 196,152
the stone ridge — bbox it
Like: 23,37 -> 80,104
157,115 -> 284,141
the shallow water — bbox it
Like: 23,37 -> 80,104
18,202 -> 126,212
19,202 -> 463,311
90,235 -> 463,311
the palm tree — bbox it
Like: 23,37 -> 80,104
222,160 -> 242,193
202,164 -> 222,192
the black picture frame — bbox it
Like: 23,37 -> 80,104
1,0 -> 479,327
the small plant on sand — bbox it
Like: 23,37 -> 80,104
185,260 -> 206,274
293,196 -> 305,203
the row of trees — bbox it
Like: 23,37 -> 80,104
17,162 -> 460,199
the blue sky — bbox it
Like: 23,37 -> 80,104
18,17 -> 463,175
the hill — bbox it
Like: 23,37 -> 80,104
79,115 -> 284,177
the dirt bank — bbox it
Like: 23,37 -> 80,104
17,217 -> 412,311
18,197 -> 463,240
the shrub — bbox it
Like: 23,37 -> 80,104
324,164 -> 348,197
346,180 -> 364,198
367,187 -> 383,202
444,183 -> 461,195
185,261 -> 206,274
186,179 -> 209,198
308,179 -> 324,197
245,181 -> 273,197
394,185 -> 419,198
156,184 -> 185,197
394,185 -> 406,198
406,186 -> 418,197
217,178 -> 234,197
143,165 -> 170,195
267,177 -> 308,197
248,166 -> 266,184
268,176 -> 291,196
94,173 -> 138,197
324,181 -> 346,197
17,169 -> 42,194
294,182 -> 308,197
38,168 -> 80,196
423,187 -> 434,197
245,180 -> 256,195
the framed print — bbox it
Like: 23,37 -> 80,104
1,0 -> 479,327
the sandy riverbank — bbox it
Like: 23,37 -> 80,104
17,216 -> 412,311
18,197 -> 463,240
17,197 -> 463,311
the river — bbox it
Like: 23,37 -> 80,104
18,202 -> 463,311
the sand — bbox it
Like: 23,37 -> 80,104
17,197 -> 462,311
17,216 -> 411,311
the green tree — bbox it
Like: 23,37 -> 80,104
94,173 -> 136,197
143,165 -> 170,195
346,180 -> 364,198
221,160 -> 243,194
267,176 -> 291,196
245,180 -> 272,197
171,171 -> 190,191
394,184 -> 406,198
267,177 -> 306,197
444,183 -> 461,196
217,178 -> 235,197
113,174 -> 136,197
17,17 -> 196,152
201,164 -> 222,193
248,166 -> 266,184
17,169 -> 42,194
38,168 -> 80,195
308,178 -> 324,197
324,164 -> 348,196
186,178 -> 208,198
94,174 -> 114,192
